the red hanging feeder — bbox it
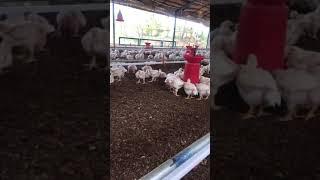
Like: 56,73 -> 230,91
145,42 -> 152,49
183,45 -> 204,83
116,10 -> 124,22
233,0 -> 288,71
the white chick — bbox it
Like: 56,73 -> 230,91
183,78 -> 198,99
135,70 -> 146,84
196,83 -> 210,100
236,54 -> 281,119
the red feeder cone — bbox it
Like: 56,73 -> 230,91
116,10 -> 124,22
233,0 -> 288,71
145,42 -> 151,49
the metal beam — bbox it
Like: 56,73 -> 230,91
172,11 -> 177,48
112,0 -> 116,49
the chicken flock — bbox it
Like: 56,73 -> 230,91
212,5 -> 320,121
0,10 -> 108,73
110,48 -> 210,62
110,63 -> 210,100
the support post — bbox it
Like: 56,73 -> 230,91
172,12 -> 177,48
112,0 -> 116,49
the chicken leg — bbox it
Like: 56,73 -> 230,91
241,106 -> 256,120
280,104 -> 296,121
197,95 -> 203,100
305,105 -> 318,121
84,56 -> 98,70
174,89 -> 179,96
257,106 -> 272,117
136,79 -> 140,84
142,78 -> 146,84
185,94 -> 191,99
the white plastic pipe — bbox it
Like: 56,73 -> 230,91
140,133 -> 210,180
162,143 -> 210,180
110,61 -> 186,67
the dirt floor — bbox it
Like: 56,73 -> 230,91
0,34 -> 108,180
212,37 -> 320,179
110,63 -> 210,179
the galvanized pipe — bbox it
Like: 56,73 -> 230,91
162,143 -> 210,180
140,133 -> 210,180
172,12 -> 177,48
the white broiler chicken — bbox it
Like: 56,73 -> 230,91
164,73 -> 176,91
147,54 -> 153,59
183,78 -> 198,99
306,66 -> 320,120
127,64 -> 137,73
236,54 -> 281,119
212,48 -> 239,109
174,68 -> 184,79
212,20 -> 234,37
126,54 -> 134,60
0,32 -> 14,73
167,75 -> 184,96
101,17 -> 108,29
81,27 -> 107,70
286,46 -> 320,70
110,72 -> 114,84
200,76 -> 210,85
159,71 -> 167,78
56,10 -> 86,37
135,53 -> 144,60
196,83 -> 210,100
146,69 -> 162,82
169,54 -> 176,61
274,68 -> 319,121
6,22 -> 53,62
110,66 -> 127,81
141,65 -> 152,72
135,70 -> 146,84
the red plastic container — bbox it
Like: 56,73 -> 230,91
184,63 -> 201,83
183,46 -> 204,83
145,42 -> 151,49
233,0 -> 288,71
